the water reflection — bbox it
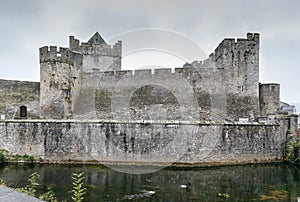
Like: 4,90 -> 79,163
0,163 -> 299,201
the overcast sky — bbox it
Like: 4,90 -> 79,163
0,0 -> 299,106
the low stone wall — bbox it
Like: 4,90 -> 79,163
0,79 -> 40,119
0,120 -> 288,166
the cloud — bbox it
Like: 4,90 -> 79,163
0,0 -> 299,102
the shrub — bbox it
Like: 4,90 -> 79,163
17,172 -> 40,197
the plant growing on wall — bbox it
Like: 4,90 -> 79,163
284,138 -> 300,163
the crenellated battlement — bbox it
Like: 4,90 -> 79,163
186,33 -> 259,70
80,66 -> 212,80
65,32 -> 260,81
40,32 -> 121,68
69,34 -> 122,58
246,33 -> 260,42
80,41 -> 121,57
39,46 -> 82,65
69,36 -> 80,52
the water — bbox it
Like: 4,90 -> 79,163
0,163 -> 300,201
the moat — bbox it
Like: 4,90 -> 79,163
0,163 -> 299,201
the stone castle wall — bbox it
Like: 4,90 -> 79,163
0,120 -> 288,165
74,68 -> 225,121
0,79 -> 40,119
58,33 -> 262,121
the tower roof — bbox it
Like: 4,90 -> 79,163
87,32 -> 107,45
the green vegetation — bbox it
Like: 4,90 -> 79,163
39,187 -> 57,202
0,172 -> 87,202
14,154 -> 35,162
28,155 -> 35,161
17,172 -> 40,197
284,139 -> 300,163
15,172 -> 57,201
0,149 -> 8,163
218,192 -> 231,198
0,149 -> 36,163
71,172 -> 86,202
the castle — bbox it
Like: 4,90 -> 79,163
0,32 -> 299,166
0,32 -> 293,122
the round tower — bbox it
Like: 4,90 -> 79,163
259,83 -> 280,117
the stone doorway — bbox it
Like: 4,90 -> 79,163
20,106 -> 27,118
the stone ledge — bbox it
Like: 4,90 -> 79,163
0,119 -> 280,126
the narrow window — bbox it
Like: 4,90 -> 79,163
239,85 -> 245,92
51,63 -> 55,72
20,106 -> 27,118
62,90 -> 70,98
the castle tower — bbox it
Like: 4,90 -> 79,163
70,32 -> 122,72
189,33 -> 260,120
39,46 -> 82,119
212,33 -> 260,120
259,83 -> 280,116
39,32 -> 122,119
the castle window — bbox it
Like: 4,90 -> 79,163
62,90 -> 70,98
20,106 -> 27,118
51,63 -> 55,72
94,56 -> 99,63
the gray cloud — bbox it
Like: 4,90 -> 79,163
0,0 -> 299,104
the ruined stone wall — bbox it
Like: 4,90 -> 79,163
0,79 -> 40,119
0,120 -> 288,165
